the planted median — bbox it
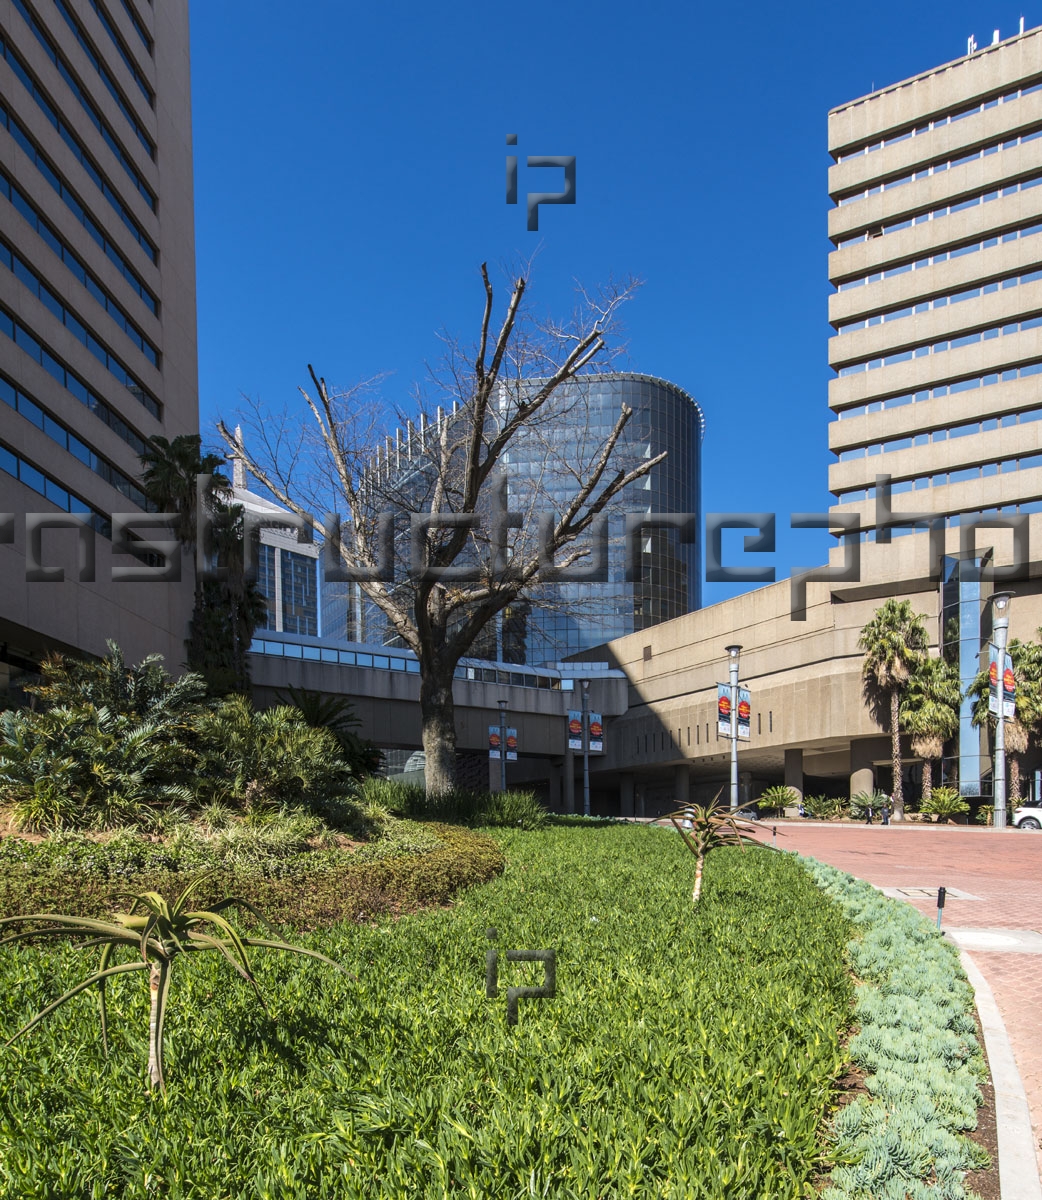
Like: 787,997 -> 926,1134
0,820 -> 857,1198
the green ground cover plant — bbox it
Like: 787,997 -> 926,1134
0,823 -> 852,1199
802,858 -> 990,1200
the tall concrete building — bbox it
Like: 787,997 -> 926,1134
828,24 -> 1042,534
0,0 -> 197,692
827,25 -> 1042,795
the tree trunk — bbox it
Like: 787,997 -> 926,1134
890,689 -> 904,820
921,757 -> 933,803
420,669 -> 457,795
147,960 -> 165,1092
692,850 -> 705,905
1010,755 -> 1021,803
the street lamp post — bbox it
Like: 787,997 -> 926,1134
725,644 -> 742,810
581,680 -> 591,817
498,699 -> 508,793
990,592 -> 1013,830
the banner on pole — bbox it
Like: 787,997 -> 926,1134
589,713 -> 603,753
989,647 -> 1016,718
567,710 -> 583,751
489,727 -> 502,759
506,728 -> 518,762
717,684 -> 732,737
1003,653 -> 1016,719
737,687 -> 751,741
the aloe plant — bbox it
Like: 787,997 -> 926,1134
667,790 -> 763,903
0,874 -> 346,1093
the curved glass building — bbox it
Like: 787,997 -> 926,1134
496,373 -> 704,665
320,371 -> 704,666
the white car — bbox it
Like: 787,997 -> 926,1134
1013,802 -> 1042,830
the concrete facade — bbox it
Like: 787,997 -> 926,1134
1,0 -> 197,691
567,523 -> 1042,815
827,27 -> 1042,536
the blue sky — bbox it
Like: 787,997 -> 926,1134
190,0 -> 1034,607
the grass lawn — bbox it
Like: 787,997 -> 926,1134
0,822 -> 853,1199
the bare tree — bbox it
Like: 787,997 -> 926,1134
218,264 -> 664,793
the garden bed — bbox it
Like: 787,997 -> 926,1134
0,822 -> 852,1198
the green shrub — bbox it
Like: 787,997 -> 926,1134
192,696 -> 353,816
758,784 -> 798,814
368,778 -> 549,829
804,794 -> 847,820
849,789 -> 889,819
0,821 -> 498,930
0,705 -> 193,831
920,786 -> 970,822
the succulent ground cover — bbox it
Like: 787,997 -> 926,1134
804,858 -> 991,1200
0,822 -> 852,1199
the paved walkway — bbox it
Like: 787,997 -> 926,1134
758,823 -> 1042,1178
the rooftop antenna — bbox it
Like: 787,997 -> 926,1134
967,33 -> 978,54
992,28 -> 1000,43
1020,15 -> 1026,33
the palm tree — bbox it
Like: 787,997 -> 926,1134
139,434 -> 229,550
858,599 -> 929,820
140,437 -> 265,694
900,654 -> 960,804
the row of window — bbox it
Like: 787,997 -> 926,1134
836,267 -> 1042,334
8,2 -> 154,200
0,63 -> 155,261
0,101 -> 156,282
836,175 -> 1042,249
248,637 -> 570,689
82,0 -> 152,103
0,250 -> 157,404
836,360 -> 1042,419
836,451 -> 1042,502
837,407 -> 1042,460
0,439 -> 111,537
1,173 -> 158,351
0,302 -> 156,437
836,81 -> 1042,162
1,372 -> 148,508
836,128 -> 1042,206
836,220 -> 1042,292
117,0 -> 151,53
858,500 -> 1042,539
49,0 -> 153,155
837,312 -> 1042,376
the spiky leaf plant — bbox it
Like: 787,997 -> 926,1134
0,873 -> 346,1093
666,790 -> 763,903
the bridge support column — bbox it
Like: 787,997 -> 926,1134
619,772 -> 635,819
849,738 -> 875,800
740,771 -> 753,807
549,766 -> 562,811
673,764 -> 690,809
784,749 -> 803,803
564,748 -> 575,814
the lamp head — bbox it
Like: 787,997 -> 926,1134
991,591 -> 1013,615
725,644 -> 742,660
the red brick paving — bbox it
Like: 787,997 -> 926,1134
772,823 -> 1042,1175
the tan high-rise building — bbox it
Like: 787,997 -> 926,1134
828,25 -> 1042,536
0,0 -> 197,691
